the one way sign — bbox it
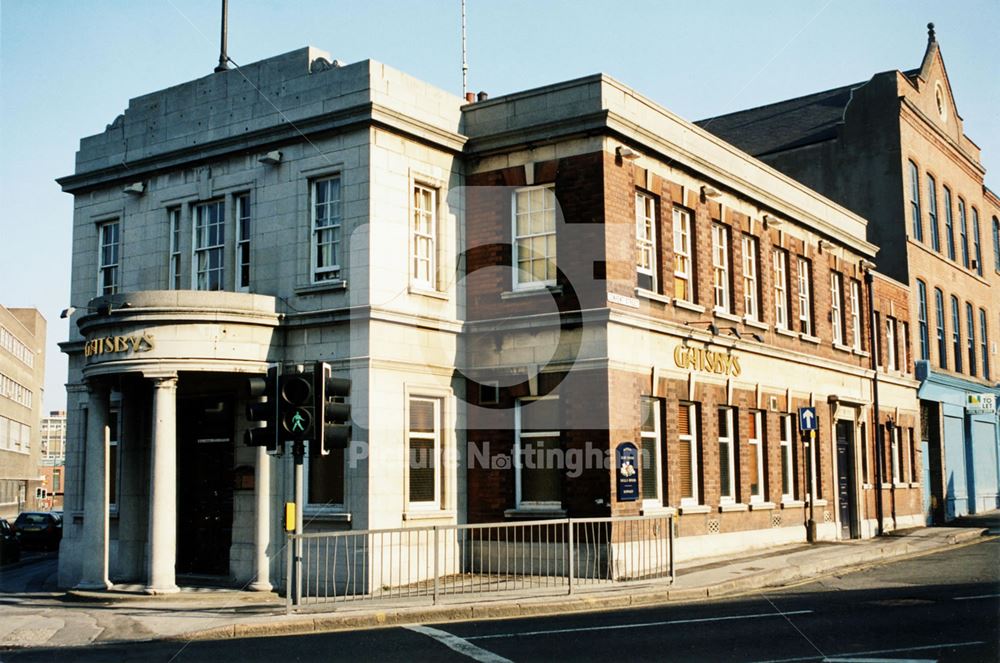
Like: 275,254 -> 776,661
798,407 -> 817,432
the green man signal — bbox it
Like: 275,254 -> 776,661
278,367 -> 315,442
291,411 -> 306,432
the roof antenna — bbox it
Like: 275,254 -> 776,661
214,0 -> 230,72
927,22 -> 936,43
461,0 -> 468,96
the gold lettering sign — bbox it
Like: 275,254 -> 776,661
84,333 -> 155,358
673,345 -> 741,377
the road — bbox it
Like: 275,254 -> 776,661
1,538 -> 997,662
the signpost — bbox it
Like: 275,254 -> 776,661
798,407 -> 818,542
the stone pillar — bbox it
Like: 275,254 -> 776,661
76,382 -> 111,590
146,374 -> 179,594
117,381 -> 148,581
249,445 -> 272,591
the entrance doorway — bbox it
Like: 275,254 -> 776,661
835,420 -> 859,539
176,395 -> 234,576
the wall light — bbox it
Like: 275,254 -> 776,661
617,146 -> 641,161
700,185 -> 721,200
123,182 -> 144,196
259,150 -> 283,165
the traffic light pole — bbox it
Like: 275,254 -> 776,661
293,440 -> 304,607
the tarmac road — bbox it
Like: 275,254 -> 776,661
2,537 -> 996,662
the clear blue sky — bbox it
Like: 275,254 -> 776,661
2,0 -> 997,410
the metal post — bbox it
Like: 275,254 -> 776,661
285,533 -> 292,613
433,525 -> 439,605
807,430 -> 817,541
865,269 -> 886,536
214,0 -> 230,72
668,515 -> 675,583
294,441 -> 304,606
566,519 -> 574,595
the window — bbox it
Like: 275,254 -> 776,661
908,428 -> 917,484
168,208 -> 182,290
972,208 -> 982,275
312,176 -> 342,282
943,186 -> 955,260
98,220 -> 120,295
850,280 -> 862,351
413,184 -> 437,289
934,288 -> 947,368
108,409 -> 120,509
673,208 -> 693,301
742,235 -> 760,320
909,161 -> 922,242
717,407 -> 735,503
958,198 -> 969,268
516,397 -> 561,507
917,280 -> 929,360
52,469 -> 61,494
513,186 -> 557,289
408,397 -> 441,507
860,422 -> 869,484
966,303 -> 976,377
779,414 -> 795,500
635,192 -> 657,292
774,250 -> 790,330
980,309 -> 990,380
797,257 -> 813,335
993,217 -> 1000,271
950,295 -> 962,373
678,402 -> 699,505
886,317 -> 897,371
748,411 -> 765,503
712,224 -> 731,312
0,326 -> 34,367
193,200 -> 224,291
640,397 -> 662,504
890,426 -> 901,484
874,312 -> 882,368
0,374 -> 33,408
236,194 -> 251,291
901,321 -> 911,372
927,175 -> 940,252
830,272 -> 845,345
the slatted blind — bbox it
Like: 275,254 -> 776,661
640,398 -> 658,500
408,398 -> 438,503
678,403 -> 690,435
678,403 -> 693,499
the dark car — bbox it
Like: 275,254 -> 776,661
13,512 -> 62,551
0,518 -> 20,564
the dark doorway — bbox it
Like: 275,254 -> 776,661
176,395 -> 234,576
835,420 -> 859,539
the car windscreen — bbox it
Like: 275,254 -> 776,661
15,514 -> 49,526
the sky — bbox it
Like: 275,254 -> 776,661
1,0 -> 998,411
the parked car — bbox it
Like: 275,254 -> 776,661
13,512 -> 62,551
1,518 -> 20,564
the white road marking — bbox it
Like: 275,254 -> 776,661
749,640 -> 985,663
406,624 -> 513,663
952,593 -> 1000,600
464,610 -> 814,640
824,658 -> 935,662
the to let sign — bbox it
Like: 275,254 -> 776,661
966,393 -> 997,415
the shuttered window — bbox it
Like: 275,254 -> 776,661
678,402 -> 698,504
408,398 -> 441,506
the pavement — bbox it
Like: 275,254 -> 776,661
0,514 -> 995,653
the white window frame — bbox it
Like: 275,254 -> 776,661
748,410 -> 765,503
192,200 -> 225,291
235,193 -> 251,292
636,192 -> 657,292
774,250 -> 789,330
679,402 -> 699,506
168,208 -> 182,290
312,176 -> 343,283
673,208 -> 693,302
890,426 -> 901,484
831,272 -> 844,345
407,397 -> 442,509
98,220 -> 120,296
712,224 -> 731,313
797,257 -> 813,336
886,317 -> 898,371
718,407 -> 735,504
514,396 -> 561,510
850,280 -> 862,351
779,414 -> 795,501
640,397 -> 662,506
742,235 -> 759,321
411,183 -> 438,290
512,185 -> 557,290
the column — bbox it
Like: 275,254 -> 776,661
76,382 -> 111,590
249,445 -> 272,591
146,374 -> 179,594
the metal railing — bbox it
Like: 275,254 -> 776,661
285,514 -> 673,611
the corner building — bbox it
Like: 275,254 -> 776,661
57,47 -> 920,591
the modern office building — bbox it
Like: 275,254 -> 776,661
56,47 -> 921,592
0,306 -> 46,519
698,25 -> 999,522
39,410 -> 68,511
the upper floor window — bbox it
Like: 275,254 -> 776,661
193,201 -> 225,291
927,175 -> 940,252
413,184 -> 438,290
236,194 -> 251,291
950,295 -> 962,373
993,216 -> 1000,272
673,208 -> 693,302
773,250 -> 790,330
312,176 -> 342,283
900,321 -> 911,372
830,272 -> 845,346
640,397 -> 663,505
711,224 -> 731,313
909,161 -> 922,242
886,316 -> 898,371
971,208 -> 982,276
917,280 -> 929,360
98,220 -> 120,295
943,186 -> 955,261
958,198 -> 969,269
980,308 -> 990,381
635,192 -> 657,292
796,257 -> 813,336
850,279 -> 862,351
168,208 -> 182,290
742,235 -> 760,321
513,186 -> 557,289
0,327 -> 34,368
934,288 -> 947,369
965,303 -> 977,377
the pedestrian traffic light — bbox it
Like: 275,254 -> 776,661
313,362 -> 351,455
279,366 -> 315,441
244,366 -> 278,451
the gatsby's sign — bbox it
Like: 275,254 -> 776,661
673,345 -> 741,377
84,333 -> 155,358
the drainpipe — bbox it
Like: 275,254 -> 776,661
864,267 -> 885,536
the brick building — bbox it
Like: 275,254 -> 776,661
699,25 -> 999,522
